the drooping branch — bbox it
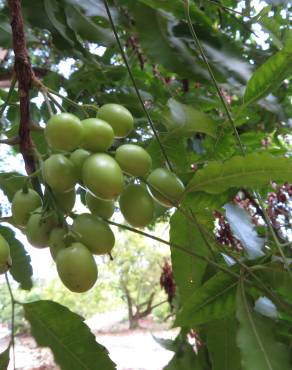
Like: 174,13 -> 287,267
7,0 -> 41,194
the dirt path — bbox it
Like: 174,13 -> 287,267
1,327 -> 177,370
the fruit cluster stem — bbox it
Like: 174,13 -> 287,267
7,0 -> 41,195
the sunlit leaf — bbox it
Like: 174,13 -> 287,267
186,153 -> 292,194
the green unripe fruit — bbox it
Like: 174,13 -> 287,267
81,118 -> 114,152
97,103 -> 134,138
119,184 -> 154,227
0,234 -> 12,274
72,214 -> 115,255
56,242 -> 98,293
26,209 -> 57,248
147,168 -> 185,207
115,144 -> 152,177
69,149 -> 91,181
49,227 -> 67,261
12,189 -> 42,226
43,154 -> 77,193
85,192 -> 115,219
53,189 -> 76,214
82,153 -> 124,200
45,113 -> 83,151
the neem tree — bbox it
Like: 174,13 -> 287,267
0,0 -> 291,369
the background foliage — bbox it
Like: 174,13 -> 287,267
0,0 -> 292,369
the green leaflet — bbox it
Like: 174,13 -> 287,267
23,300 -> 116,370
186,153 -> 292,194
206,318 -> 242,370
236,282 -> 291,370
0,172 -> 26,202
244,47 -> 292,105
0,226 -> 33,290
162,98 -> 217,138
175,272 -> 238,327
170,211 -> 210,305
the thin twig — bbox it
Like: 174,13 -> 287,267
0,76 -> 17,117
5,274 -> 16,370
103,0 -> 173,172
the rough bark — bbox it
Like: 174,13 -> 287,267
7,0 -> 41,194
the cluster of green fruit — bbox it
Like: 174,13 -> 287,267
8,103 -> 185,293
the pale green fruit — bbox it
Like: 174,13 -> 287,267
26,209 -> 58,248
53,189 -> 76,214
43,154 -> 77,193
147,168 -> 185,207
69,149 -> 91,181
97,103 -> 134,138
81,118 -> 114,152
45,113 -> 83,151
85,192 -> 115,219
115,144 -> 152,177
56,242 -> 98,293
0,234 -> 12,274
72,213 -> 115,255
49,227 -> 67,261
12,189 -> 42,226
82,153 -> 124,200
119,184 -> 154,228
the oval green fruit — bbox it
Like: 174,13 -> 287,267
85,192 -> 115,219
49,227 -> 67,261
119,184 -> 154,228
53,189 -> 76,214
56,242 -> 98,293
69,148 -> 91,181
12,189 -> 42,226
72,213 -> 115,255
43,154 -> 77,193
26,209 -> 57,248
0,234 -> 12,274
82,153 -> 124,200
44,113 -> 83,151
115,144 -> 152,177
147,168 -> 185,207
97,103 -> 134,138
81,118 -> 114,152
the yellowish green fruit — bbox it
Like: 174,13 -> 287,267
81,118 -> 114,152
97,103 -> 134,138
49,227 -> 67,261
45,113 -> 83,151
85,192 -> 115,219
26,209 -> 57,248
119,184 -> 154,227
12,189 -> 42,226
147,168 -> 185,207
115,144 -> 152,177
72,213 -> 115,255
0,234 -> 12,274
69,149 -> 91,181
56,242 -> 98,293
82,153 -> 124,200
53,189 -> 76,214
43,154 -> 77,193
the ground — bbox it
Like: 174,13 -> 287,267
0,311 -> 178,370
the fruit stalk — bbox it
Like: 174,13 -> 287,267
7,0 -> 41,195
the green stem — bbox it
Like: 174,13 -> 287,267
103,0 -> 173,172
184,0 -> 245,155
47,92 -> 66,113
47,88 -> 89,117
0,77 -> 17,118
5,274 -> 16,370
